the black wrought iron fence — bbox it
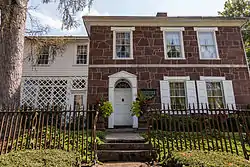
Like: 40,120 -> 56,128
0,106 -> 99,164
147,104 -> 250,162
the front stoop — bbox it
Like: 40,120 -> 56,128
97,132 -> 156,162
98,143 -> 152,150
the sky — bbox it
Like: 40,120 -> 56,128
27,0 -> 227,36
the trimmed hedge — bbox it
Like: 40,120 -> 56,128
0,150 -> 81,167
164,150 -> 250,167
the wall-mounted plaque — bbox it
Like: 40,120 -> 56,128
140,89 -> 156,99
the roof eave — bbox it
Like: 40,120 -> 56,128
25,35 -> 89,40
82,16 -> 248,35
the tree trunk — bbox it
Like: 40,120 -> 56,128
0,0 -> 28,107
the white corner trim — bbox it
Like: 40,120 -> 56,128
194,27 -> 218,32
200,76 -> 226,81
164,76 -> 190,81
111,27 -> 135,31
162,30 -> 185,59
160,27 -> 185,31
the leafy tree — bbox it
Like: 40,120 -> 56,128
218,0 -> 250,61
0,0 -> 93,107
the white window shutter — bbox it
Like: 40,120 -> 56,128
222,80 -> 236,109
160,80 -> 171,109
186,81 -> 197,110
196,81 -> 208,109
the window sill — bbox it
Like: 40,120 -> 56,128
199,58 -> 221,60
33,64 -> 50,67
113,57 -> 134,60
164,57 -> 186,60
72,64 -> 88,67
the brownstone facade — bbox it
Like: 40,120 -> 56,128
89,26 -> 246,65
88,25 -> 250,105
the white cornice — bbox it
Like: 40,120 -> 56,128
82,16 -> 247,35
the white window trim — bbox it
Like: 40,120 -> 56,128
164,76 -> 190,81
194,27 -> 220,60
194,27 -> 218,32
200,76 -> 226,109
200,76 -> 225,82
164,76 -> 190,109
111,27 -> 135,31
111,27 -> 135,60
70,92 -> 87,110
161,27 -> 185,60
73,43 -> 89,66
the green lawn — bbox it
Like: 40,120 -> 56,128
143,131 -> 250,161
0,149 -> 81,167
165,150 -> 250,167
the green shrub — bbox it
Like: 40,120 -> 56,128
99,101 -> 113,118
0,149 -> 81,167
164,150 -> 250,167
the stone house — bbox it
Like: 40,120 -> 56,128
21,13 -> 250,129
83,13 -> 250,129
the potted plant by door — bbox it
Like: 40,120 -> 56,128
131,92 -> 153,130
95,96 -> 113,130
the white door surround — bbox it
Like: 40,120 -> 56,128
108,71 -> 138,128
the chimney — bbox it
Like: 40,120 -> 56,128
156,12 -> 168,17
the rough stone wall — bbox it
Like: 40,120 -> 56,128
89,26 -> 246,65
88,67 -> 250,105
88,26 -> 250,105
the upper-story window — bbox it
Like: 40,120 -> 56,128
76,45 -> 88,64
161,27 -> 185,59
194,27 -> 219,59
111,27 -> 135,60
37,46 -> 50,65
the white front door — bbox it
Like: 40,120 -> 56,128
114,88 -> 133,126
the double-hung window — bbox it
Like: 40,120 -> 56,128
195,27 -> 219,59
111,27 -> 135,59
161,27 -> 185,59
198,76 -> 235,109
169,82 -> 187,109
160,76 -> 191,110
206,82 -> 225,109
76,45 -> 88,64
37,46 -> 50,65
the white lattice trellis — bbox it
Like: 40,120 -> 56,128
71,77 -> 87,90
21,76 -> 87,108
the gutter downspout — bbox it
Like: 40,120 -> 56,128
240,18 -> 250,77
